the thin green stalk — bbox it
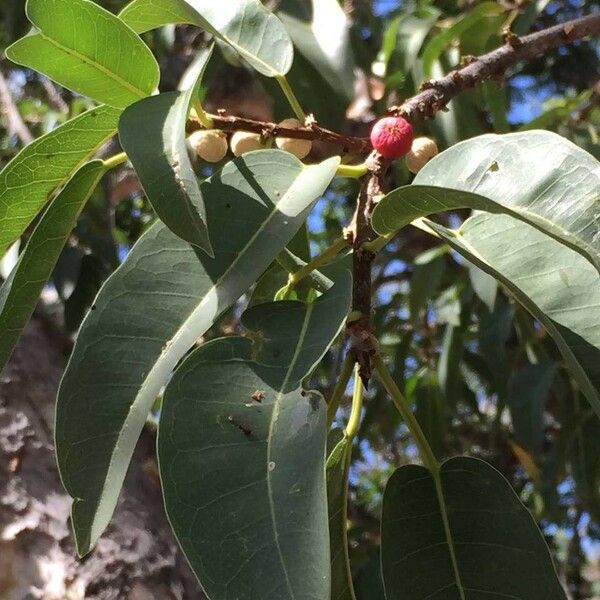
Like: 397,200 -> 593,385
345,365 -> 365,440
373,354 -> 467,598
276,75 -> 307,121
102,152 -> 128,170
288,237 -> 349,288
327,355 -> 355,427
275,249 -> 329,293
194,99 -> 214,129
363,217 -> 445,254
337,163 -> 368,179
363,231 -> 395,253
372,354 -> 438,473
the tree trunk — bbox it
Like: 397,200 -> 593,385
0,317 -> 204,600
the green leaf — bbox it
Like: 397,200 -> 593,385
0,161 -> 106,372
55,151 -> 340,556
6,0 -> 159,109
119,0 -> 293,77
327,432 -> 356,600
119,47 -> 213,254
428,212 -> 600,417
478,297 -> 514,399
438,324 -> 464,408
467,262 -> 497,312
409,253 -> 445,321
372,131 -> 600,274
0,105 -> 120,259
508,363 -> 556,456
381,457 -> 565,599
278,0 -> 355,100
158,274 -> 352,598
421,2 -> 504,78
414,371 -> 446,459
570,406 -> 600,521
355,552 -> 385,600
395,8 -> 440,75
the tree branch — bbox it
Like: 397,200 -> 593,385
346,152 -> 389,385
392,13 -> 600,122
190,113 -> 371,153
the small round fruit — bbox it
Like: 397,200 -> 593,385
406,137 -> 439,174
370,116 -> 414,159
230,131 -> 264,156
275,118 -> 312,159
188,130 -> 228,163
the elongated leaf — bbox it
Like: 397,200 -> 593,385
6,0 -> 159,109
119,47 -> 213,254
428,212 -> 600,416
0,161 -> 105,372
0,106 -> 120,258
278,0 -> 355,100
119,0 -> 293,77
508,363 -> 556,455
158,274 -> 351,599
381,457 -> 565,599
570,406 -> 600,521
421,2 -> 504,78
327,432 -> 356,600
56,151 -> 340,556
372,131 -> 600,273
414,371 -> 446,459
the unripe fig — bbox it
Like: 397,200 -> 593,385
370,116 -> 414,159
230,131 -> 264,156
275,118 -> 312,159
406,137 -> 439,174
188,130 -> 228,163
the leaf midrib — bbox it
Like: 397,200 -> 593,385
432,469 -> 467,600
181,0 -> 283,76
85,164 -> 311,547
265,299 -> 316,598
379,186 -> 599,273
36,31 -> 149,100
0,109 -> 118,250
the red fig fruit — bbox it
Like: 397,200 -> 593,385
370,116 -> 414,159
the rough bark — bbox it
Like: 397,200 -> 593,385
0,318 -> 203,600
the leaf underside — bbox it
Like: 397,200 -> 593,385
119,0 -> 293,77
55,151 -> 339,556
381,457 -> 565,599
158,272 -> 352,598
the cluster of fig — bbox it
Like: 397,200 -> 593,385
370,116 -> 438,173
187,118 -> 312,164
188,113 -> 438,175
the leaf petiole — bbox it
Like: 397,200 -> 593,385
193,98 -> 214,129
373,354 -> 439,474
345,365 -> 365,440
337,163 -> 368,179
276,75 -> 307,122
327,355 -> 356,427
102,152 -> 128,170
287,237 -> 350,291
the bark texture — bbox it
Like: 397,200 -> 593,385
0,318 -> 203,600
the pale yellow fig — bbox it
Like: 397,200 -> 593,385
230,131 -> 264,156
188,130 -> 228,163
406,137 -> 439,174
275,118 -> 312,159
